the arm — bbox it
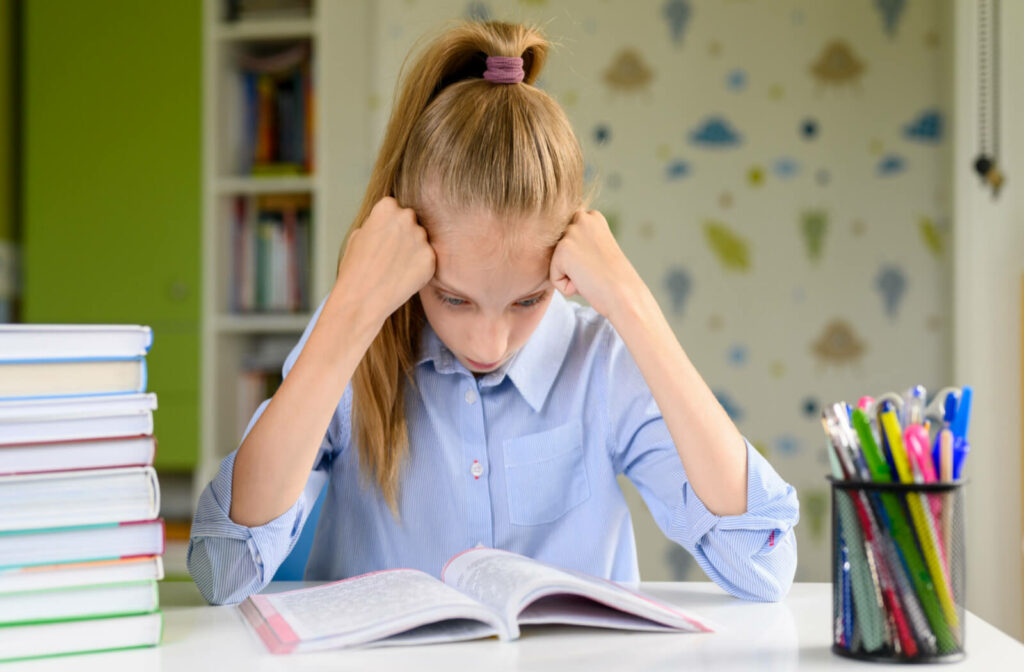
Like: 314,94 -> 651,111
189,197 -> 436,604
188,297 -> 353,604
601,324 -> 799,602
550,209 -> 799,601
233,196 -> 434,526
550,209 -> 744,514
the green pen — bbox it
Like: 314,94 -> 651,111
852,409 -> 892,483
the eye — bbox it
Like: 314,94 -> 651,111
436,291 -> 466,307
516,294 -> 545,308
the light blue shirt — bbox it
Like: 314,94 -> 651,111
188,291 -> 799,605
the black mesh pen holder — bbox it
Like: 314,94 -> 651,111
829,477 -> 966,664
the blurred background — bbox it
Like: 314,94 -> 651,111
1,0 -> 1021,641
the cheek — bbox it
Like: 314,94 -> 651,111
419,291 -> 465,346
510,305 -> 549,347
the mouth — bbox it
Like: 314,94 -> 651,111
466,358 -> 502,371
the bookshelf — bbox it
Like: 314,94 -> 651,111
198,0 -> 372,493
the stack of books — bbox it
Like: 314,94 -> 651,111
0,325 -> 165,663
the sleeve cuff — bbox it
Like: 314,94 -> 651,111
189,449 -> 306,581
670,437 -> 800,549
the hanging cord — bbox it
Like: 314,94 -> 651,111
977,0 -> 988,160
992,0 -> 1000,166
974,0 -> 1004,196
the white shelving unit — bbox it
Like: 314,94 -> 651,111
198,0 -> 373,494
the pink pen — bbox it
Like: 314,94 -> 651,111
905,424 -> 948,568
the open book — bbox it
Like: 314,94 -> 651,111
240,547 -> 713,654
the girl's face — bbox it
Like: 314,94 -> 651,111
418,208 -> 560,375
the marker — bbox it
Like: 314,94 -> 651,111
950,386 -> 972,479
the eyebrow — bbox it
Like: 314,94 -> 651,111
429,278 -> 550,302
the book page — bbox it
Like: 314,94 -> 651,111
443,548 -> 571,617
251,569 -> 505,648
442,548 -> 712,636
517,593 -> 680,631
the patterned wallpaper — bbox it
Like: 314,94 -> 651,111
368,0 -> 952,582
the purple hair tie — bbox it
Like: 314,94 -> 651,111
483,56 -> 525,84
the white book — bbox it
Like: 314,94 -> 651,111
0,466 -> 160,532
240,547 -> 713,654
0,519 -> 165,569
0,324 -> 152,361
0,579 -> 159,626
0,358 -> 147,401
0,611 -> 162,663
0,435 -> 157,476
0,555 -> 164,594
0,393 -> 157,446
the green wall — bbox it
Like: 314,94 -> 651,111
1,0 -> 12,243
22,0 -> 201,471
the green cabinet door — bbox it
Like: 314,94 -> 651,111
21,0 -> 201,471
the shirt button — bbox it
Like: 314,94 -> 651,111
465,389 -> 477,404
471,461 -> 484,477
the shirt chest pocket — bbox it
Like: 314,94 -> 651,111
502,420 -> 591,526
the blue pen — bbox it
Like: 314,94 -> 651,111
950,386 -> 972,479
840,532 -> 854,648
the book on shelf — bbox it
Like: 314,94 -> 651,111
224,0 -> 313,23
240,547 -> 713,654
0,519 -> 166,569
0,579 -> 160,627
0,393 -> 158,445
0,556 -> 164,594
0,466 -> 160,532
0,435 -> 157,476
232,193 -> 311,314
0,612 -> 163,663
238,42 -> 313,175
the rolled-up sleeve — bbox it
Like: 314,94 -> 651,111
604,325 -> 800,602
187,296 -> 349,605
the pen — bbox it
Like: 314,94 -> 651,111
880,402 -> 960,645
939,427 -> 954,554
931,391 -> 958,474
824,410 -> 914,654
852,409 -> 891,482
905,424 -> 947,567
950,386 -> 972,479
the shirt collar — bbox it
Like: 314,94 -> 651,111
416,290 -> 576,413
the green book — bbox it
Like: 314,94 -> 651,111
0,579 -> 162,662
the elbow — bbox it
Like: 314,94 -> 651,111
744,529 -> 798,603
187,538 -> 262,606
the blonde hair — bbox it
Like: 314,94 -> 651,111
342,20 -> 590,513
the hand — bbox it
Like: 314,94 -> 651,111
548,209 -> 645,321
333,196 -> 436,327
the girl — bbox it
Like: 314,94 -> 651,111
188,20 -> 799,605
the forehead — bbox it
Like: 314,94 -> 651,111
428,210 -> 556,298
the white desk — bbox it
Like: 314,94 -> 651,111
6,581 -> 1024,670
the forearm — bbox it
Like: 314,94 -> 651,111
229,287 -> 380,527
609,284 -> 748,516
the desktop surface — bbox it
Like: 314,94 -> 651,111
4,581 -> 1023,671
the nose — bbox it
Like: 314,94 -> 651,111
468,317 -> 509,364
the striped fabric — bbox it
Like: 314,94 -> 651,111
188,291 -> 799,605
